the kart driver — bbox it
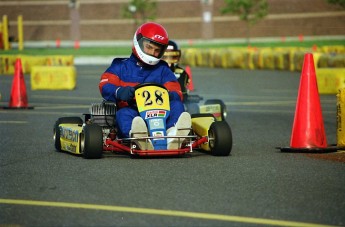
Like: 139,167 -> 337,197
99,22 -> 191,150
162,40 -> 191,101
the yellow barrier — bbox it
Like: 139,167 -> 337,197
198,49 -> 212,67
180,46 -> 345,71
225,48 -> 246,69
212,49 -> 226,68
318,54 -> 330,68
208,49 -> 217,68
261,49 -> 275,70
321,45 -> 345,54
291,51 -> 306,72
0,55 -> 17,74
328,54 -> 345,68
0,55 -> 74,74
22,56 -> 47,73
46,55 -> 74,66
316,68 -> 345,94
337,88 -> 345,148
181,48 -> 197,67
274,51 -> 290,70
244,49 -> 255,70
31,66 -> 76,90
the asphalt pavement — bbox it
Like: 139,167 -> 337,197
0,65 -> 344,227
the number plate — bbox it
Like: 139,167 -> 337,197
135,85 -> 170,112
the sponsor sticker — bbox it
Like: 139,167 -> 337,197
145,110 -> 166,119
152,131 -> 165,140
149,118 -> 164,130
64,143 -> 77,153
60,126 -> 79,142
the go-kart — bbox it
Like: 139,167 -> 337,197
184,93 -> 227,122
53,83 -> 232,159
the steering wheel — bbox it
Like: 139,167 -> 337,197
134,82 -> 167,91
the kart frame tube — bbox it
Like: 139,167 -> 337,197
103,136 -> 208,156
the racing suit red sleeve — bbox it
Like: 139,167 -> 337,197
100,72 -> 183,102
99,72 -> 138,103
164,81 -> 183,101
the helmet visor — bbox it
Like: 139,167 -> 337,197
138,37 -> 167,59
162,50 -> 181,64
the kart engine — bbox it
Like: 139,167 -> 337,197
89,102 -> 117,141
90,102 -> 117,127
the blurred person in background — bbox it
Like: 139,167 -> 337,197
162,40 -> 191,101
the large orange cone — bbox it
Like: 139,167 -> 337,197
280,53 -> 337,152
7,58 -> 32,109
185,65 -> 194,92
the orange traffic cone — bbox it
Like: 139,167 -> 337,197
74,40 -> 80,49
185,65 -> 194,92
280,53 -> 337,152
6,58 -> 33,109
56,39 -> 61,48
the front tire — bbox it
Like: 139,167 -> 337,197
81,124 -> 103,159
54,117 -> 83,152
208,121 -> 232,156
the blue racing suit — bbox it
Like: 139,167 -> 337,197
99,54 -> 185,138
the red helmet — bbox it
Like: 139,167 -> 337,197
132,22 -> 169,65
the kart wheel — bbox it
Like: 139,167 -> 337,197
54,117 -> 83,152
81,124 -> 103,159
208,121 -> 232,156
205,99 -> 227,121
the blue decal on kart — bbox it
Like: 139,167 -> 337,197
149,118 -> 164,130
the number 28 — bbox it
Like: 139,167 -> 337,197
142,90 -> 164,106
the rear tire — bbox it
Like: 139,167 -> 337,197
208,121 -> 232,156
81,124 -> 103,159
53,117 -> 83,152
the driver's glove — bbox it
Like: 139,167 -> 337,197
116,86 -> 135,101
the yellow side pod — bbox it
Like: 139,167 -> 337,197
191,115 -> 215,151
